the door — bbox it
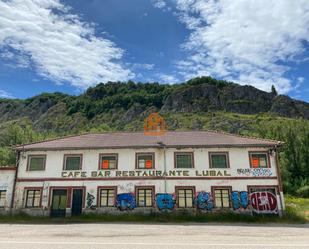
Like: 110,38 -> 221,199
51,189 -> 67,217
71,189 -> 83,216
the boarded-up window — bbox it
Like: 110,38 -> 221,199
137,154 -> 154,169
177,188 -> 194,208
250,153 -> 268,168
214,189 -> 230,208
137,188 -> 153,207
100,155 -> 118,170
100,188 -> 115,207
25,189 -> 41,208
0,190 -> 6,207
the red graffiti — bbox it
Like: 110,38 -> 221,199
250,191 -> 278,213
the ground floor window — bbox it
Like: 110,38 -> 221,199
99,188 -> 116,207
25,189 -> 41,208
136,187 -> 154,207
177,187 -> 194,208
213,188 -> 230,208
0,190 -> 6,207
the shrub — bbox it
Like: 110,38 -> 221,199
296,186 -> 309,198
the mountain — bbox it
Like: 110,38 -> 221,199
0,77 -> 308,133
0,76 -> 308,196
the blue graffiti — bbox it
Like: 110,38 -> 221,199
240,191 -> 249,209
231,191 -> 249,210
231,191 -> 240,210
156,193 -> 175,210
195,192 -> 213,210
116,193 -> 136,211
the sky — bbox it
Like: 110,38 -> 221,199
0,0 -> 309,101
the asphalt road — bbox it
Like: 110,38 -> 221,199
0,223 -> 308,249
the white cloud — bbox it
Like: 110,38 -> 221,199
0,0 -> 133,88
157,73 -> 179,83
152,0 -> 167,9
168,0 -> 309,93
0,89 -> 14,98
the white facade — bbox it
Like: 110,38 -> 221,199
0,168 -> 16,214
7,145 -> 284,217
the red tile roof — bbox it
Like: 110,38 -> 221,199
16,131 -> 282,151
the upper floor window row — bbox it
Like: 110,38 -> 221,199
26,151 -> 271,171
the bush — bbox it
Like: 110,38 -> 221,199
296,186 -> 309,198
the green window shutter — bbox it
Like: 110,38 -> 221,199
29,157 -> 45,171
65,156 -> 81,170
211,154 -> 227,168
176,154 -> 193,168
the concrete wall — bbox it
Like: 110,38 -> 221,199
0,167 -> 16,214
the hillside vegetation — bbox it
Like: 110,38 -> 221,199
0,77 -> 308,196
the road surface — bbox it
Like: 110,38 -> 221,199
0,223 -> 308,249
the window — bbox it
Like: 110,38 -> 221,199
0,190 -> 6,207
25,189 -> 41,208
177,188 -> 194,208
63,155 -> 82,170
249,153 -> 269,168
27,155 -> 46,171
175,153 -> 193,168
99,154 -> 118,170
136,187 -> 154,207
209,152 -> 229,168
99,188 -> 116,207
136,153 -> 154,169
213,188 -> 230,208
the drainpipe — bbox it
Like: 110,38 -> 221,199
274,146 -> 284,216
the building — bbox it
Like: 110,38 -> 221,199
0,131 -> 284,217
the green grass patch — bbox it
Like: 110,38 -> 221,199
0,209 -> 306,224
285,195 -> 309,221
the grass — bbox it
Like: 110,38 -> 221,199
285,195 -> 309,221
1,196 -> 307,224
0,209 -> 306,224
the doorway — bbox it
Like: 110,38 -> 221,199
51,189 -> 67,217
71,189 -> 83,216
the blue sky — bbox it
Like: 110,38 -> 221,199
0,0 -> 308,102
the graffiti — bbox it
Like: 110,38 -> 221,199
118,183 -> 134,193
237,168 -> 272,177
231,191 -> 249,210
116,193 -> 136,211
144,112 -> 166,136
195,192 -> 213,210
86,193 -> 95,208
240,191 -> 249,209
156,193 -> 175,210
250,191 -> 278,214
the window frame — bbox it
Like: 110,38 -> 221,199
174,152 -> 194,169
209,152 -> 230,169
98,153 -> 118,170
135,186 -> 155,207
175,186 -> 195,208
135,153 -> 155,169
247,185 -> 278,195
26,154 -> 46,171
24,187 -> 43,208
97,186 -> 117,207
211,186 -> 232,209
248,151 -> 270,168
0,190 -> 6,208
63,154 -> 83,171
